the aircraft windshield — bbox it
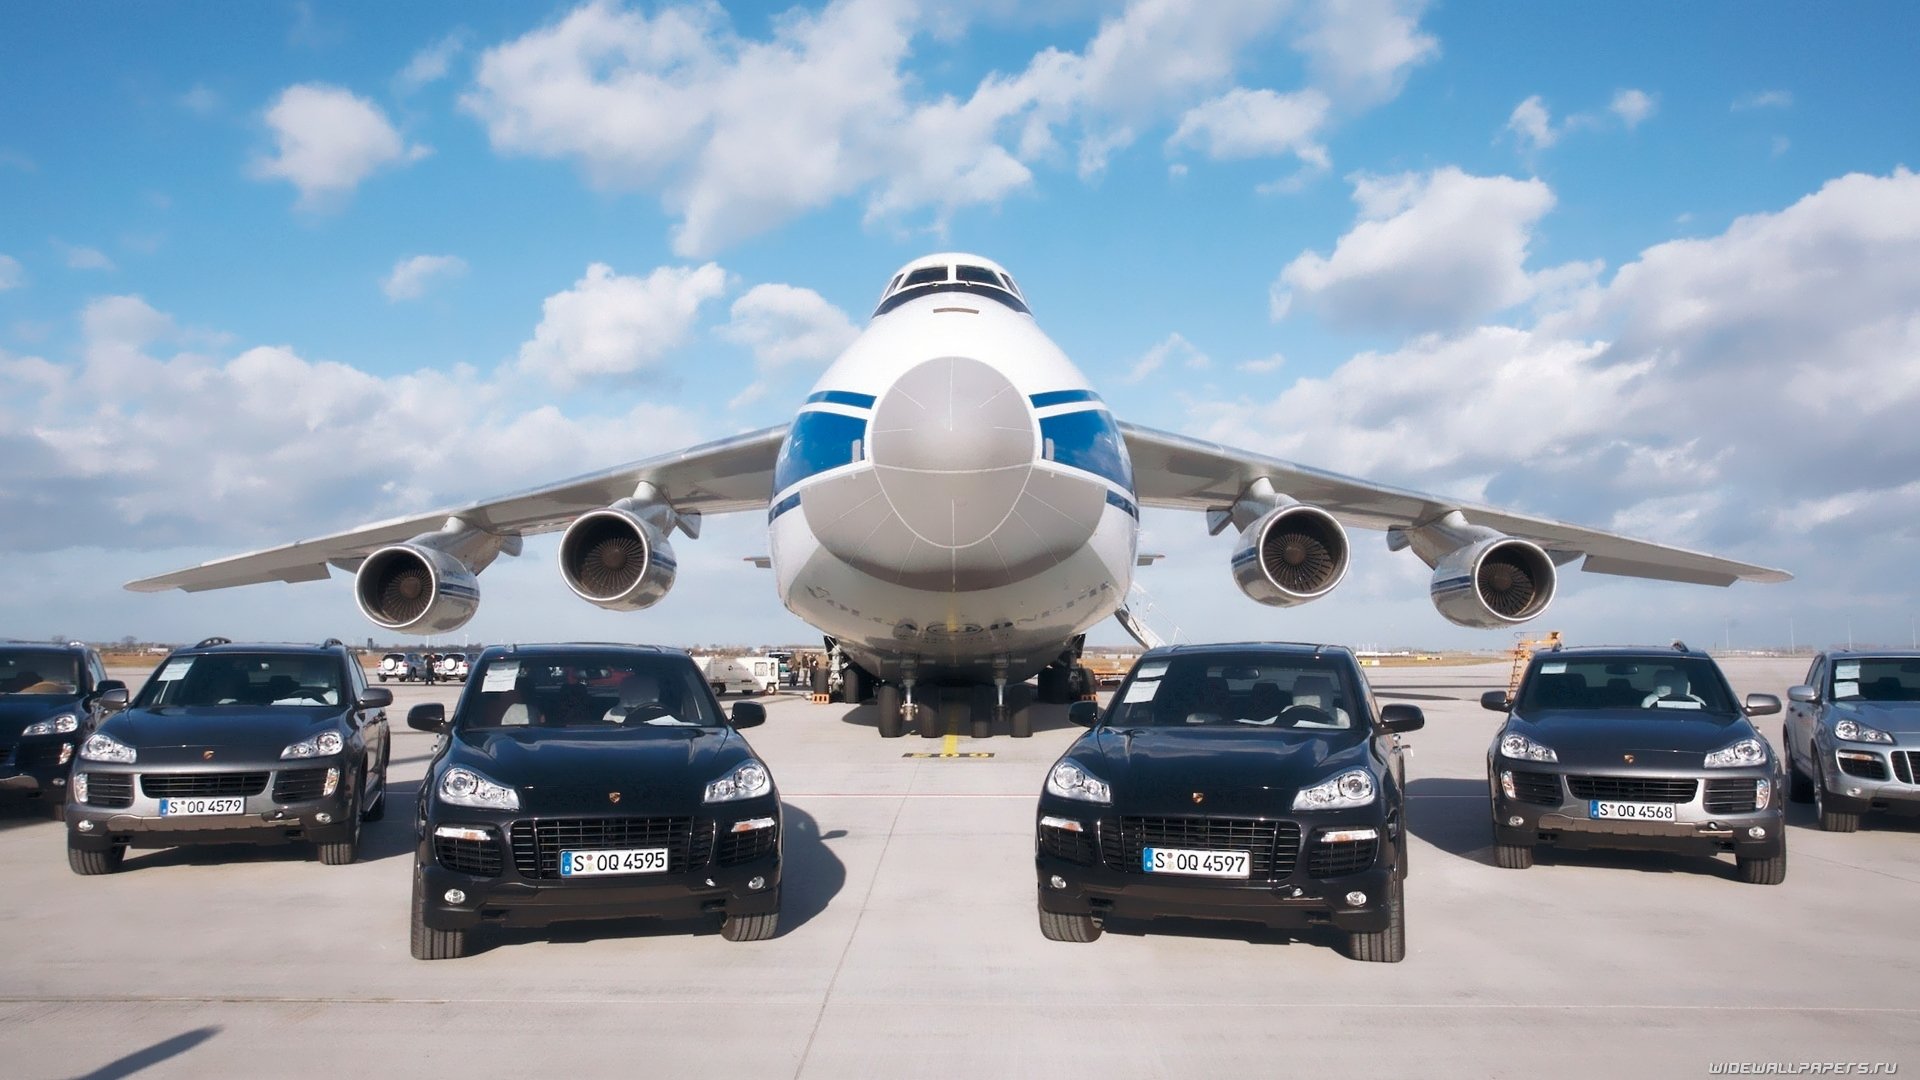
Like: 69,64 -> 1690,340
1515,657 -> 1737,714
1829,658 -> 1920,703
136,653 -> 345,708
460,654 -> 722,730
0,652 -> 81,696
1106,653 -> 1366,733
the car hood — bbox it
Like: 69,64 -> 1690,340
99,707 -> 340,756
1510,709 -> 1755,765
446,726 -> 752,812
0,696 -> 84,739
1829,700 -> 1920,735
1079,726 -> 1372,816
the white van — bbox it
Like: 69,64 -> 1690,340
693,655 -> 770,696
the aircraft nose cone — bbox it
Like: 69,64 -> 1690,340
869,356 -> 1034,548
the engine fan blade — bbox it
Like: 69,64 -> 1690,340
1263,528 -> 1336,594
578,537 -> 647,595
1478,558 -> 1536,618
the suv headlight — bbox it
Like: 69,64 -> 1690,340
1045,760 -> 1112,803
439,767 -> 520,810
1704,737 -> 1769,768
1292,768 -> 1376,811
1499,732 -> 1558,763
280,731 -> 346,759
705,759 -> 772,803
1834,718 -> 1894,745
79,732 -> 136,763
23,713 -> 79,736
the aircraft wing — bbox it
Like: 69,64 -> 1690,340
126,424 -> 790,593
1119,422 -> 1790,586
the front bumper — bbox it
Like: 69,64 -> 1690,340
418,799 -> 783,932
65,763 -> 357,849
1033,800 -> 1397,933
0,737 -> 77,796
1819,741 -> 1920,815
1490,762 -> 1784,858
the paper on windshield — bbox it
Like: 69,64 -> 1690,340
1122,679 -> 1161,704
1836,662 -> 1861,681
158,658 -> 194,681
1135,661 -> 1169,680
1654,700 -> 1704,710
480,662 -> 519,693
1834,681 -> 1860,700
1540,662 -> 1566,674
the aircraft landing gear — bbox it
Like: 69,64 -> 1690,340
876,683 -> 904,738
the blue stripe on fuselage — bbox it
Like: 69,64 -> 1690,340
804,390 -> 877,409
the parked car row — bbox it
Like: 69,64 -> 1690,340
376,651 -> 472,683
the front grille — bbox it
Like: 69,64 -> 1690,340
1510,770 -> 1563,806
509,817 -> 709,879
1307,835 -> 1379,877
435,833 -> 503,877
716,823 -> 779,865
273,768 -> 331,802
1039,822 -> 1097,866
1566,775 -> 1698,803
141,772 -> 269,798
1099,816 -> 1303,879
0,741 -> 16,765
84,772 -> 133,808
19,742 -> 68,769
1704,778 -> 1760,814
1895,751 -> 1915,785
1838,754 -> 1889,781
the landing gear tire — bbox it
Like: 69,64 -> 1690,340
1072,665 -> 1096,699
916,696 -> 942,738
876,684 -> 904,738
1345,874 -> 1406,963
1011,702 -> 1033,738
842,665 -> 870,705
410,873 -> 471,960
971,686 -> 995,739
1038,901 -> 1101,943
1037,666 -> 1070,705
811,667 -> 830,695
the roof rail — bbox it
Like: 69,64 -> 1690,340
320,638 -> 343,648
193,636 -> 232,649
1672,639 -> 1690,652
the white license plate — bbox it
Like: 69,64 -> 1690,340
1589,800 -> 1679,822
158,796 -> 247,817
1142,847 -> 1250,878
558,847 -> 671,877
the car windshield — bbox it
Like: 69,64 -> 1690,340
459,653 -> 723,730
1105,652 -> 1366,732
135,653 -> 345,708
0,652 -> 80,696
1515,656 -> 1737,714
1830,657 -> 1920,703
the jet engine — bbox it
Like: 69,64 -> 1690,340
1230,503 -> 1350,606
355,544 -> 482,634
558,497 -> 679,612
1428,536 -> 1557,628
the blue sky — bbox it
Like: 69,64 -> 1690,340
3,1 -> 1919,652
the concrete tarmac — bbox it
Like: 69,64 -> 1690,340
2,656 -> 1916,1078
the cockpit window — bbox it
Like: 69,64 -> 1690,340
955,265 -> 1001,286
902,266 -> 948,288
873,261 -> 1032,318
1002,274 -> 1022,297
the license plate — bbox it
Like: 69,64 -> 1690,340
158,796 -> 246,816
1141,847 -> 1250,878
1589,800 -> 1678,822
558,847 -> 671,877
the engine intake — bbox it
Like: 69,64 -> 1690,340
558,503 -> 677,611
354,544 -> 480,634
1230,504 -> 1350,606
1430,537 -> 1556,628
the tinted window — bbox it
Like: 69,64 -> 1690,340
1515,656 -> 1736,714
0,652 -> 80,696
903,266 -> 948,287
137,653 -> 345,708
773,409 -> 868,493
955,265 -> 1003,286
459,653 -> 721,730
1829,657 -> 1920,702
1106,652 -> 1367,733
1040,408 -> 1133,490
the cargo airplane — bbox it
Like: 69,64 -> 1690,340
130,253 -> 1790,738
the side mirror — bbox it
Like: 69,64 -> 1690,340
1068,700 -> 1100,727
1380,703 -> 1425,733
94,681 -> 129,711
358,687 -> 393,709
407,702 -> 447,733
730,701 -> 767,729
1787,685 -> 1818,704
1480,690 -> 1512,713
1744,693 -> 1782,717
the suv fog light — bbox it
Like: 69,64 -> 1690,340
747,875 -> 767,891
1050,875 -> 1067,890
444,888 -> 466,904
1847,786 -> 1864,797
322,767 -> 341,798
1345,891 -> 1367,906
1747,826 -> 1766,839
1507,815 -> 1523,827
315,812 -> 332,824
1499,770 -> 1516,800
77,819 -> 95,832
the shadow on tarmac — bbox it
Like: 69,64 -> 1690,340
72,1026 -> 221,1080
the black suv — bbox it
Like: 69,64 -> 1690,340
1484,643 -> 1786,883
1034,643 -> 1422,962
1,641 -> 125,814
65,637 -> 392,874
407,644 -> 780,959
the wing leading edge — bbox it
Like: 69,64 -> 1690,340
1119,422 -> 1790,587
126,424 -> 790,594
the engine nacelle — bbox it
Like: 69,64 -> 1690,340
558,503 -> 678,611
1230,503 -> 1350,606
1430,537 -> 1556,628
354,544 -> 481,634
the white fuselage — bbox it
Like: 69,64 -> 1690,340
767,288 -> 1137,685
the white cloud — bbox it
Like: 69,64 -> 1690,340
517,262 -> 728,387
1275,167 -> 1560,331
0,254 -> 23,290
1733,90 -> 1793,111
720,284 -> 858,370
1168,87 -> 1331,167
1508,89 -> 1655,153
178,84 -> 221,115
55,241 -> 116,271
249,84 -> 430,209
1506,95 -> 1557,151
1772,135 -> 1791,158
1609,88 -> 1656,129
1123,332 -> 1208,383
397,32 -> 467,92
1289,0 -> 1439,104
382,254 -> 468,301
1238,353 -> 1286,374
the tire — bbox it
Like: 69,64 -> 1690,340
318,785 -> 363,865
410,873 -> 470,960
1038,902 -> 1101,943
1074,665 -> 1096,699
811,667 -> 830,695
1737,848 -> 1787,885
916,694 -> 943,738
720,911 -> 780,942
1815,769 -> 1859,832
1494,841 -> 1534,869
845,666 -> 871,704
378,674 -> 388,683
971,686 -> 995,739
1036,666 -> 1069,705
876,683 -> 904,738
68,841 -> 124,876
1011,702 -> 1033,739
1346,874 -> 1406,962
